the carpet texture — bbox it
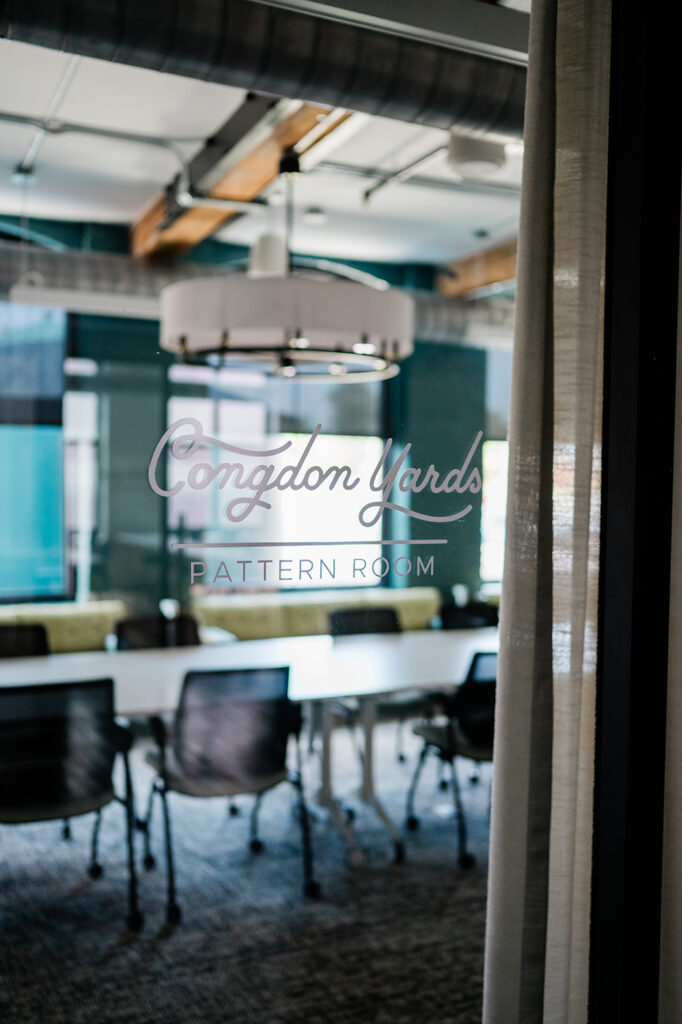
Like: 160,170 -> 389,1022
0,726 -> 490,1024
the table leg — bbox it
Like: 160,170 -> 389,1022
359,698 -> 404,863
316,700 -> 364,863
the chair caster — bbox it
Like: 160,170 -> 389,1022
393,840 -> 405,864
126,910 -> 144,932
88,863 -> 103,880
250,838 -> 264,854
305,880 -> 321,899
439,779 -> 449,791
406,815 -> 420,832
166,903 -> 182,926
135,818 -> 148,833
228,803 -> 240,817
62,822 -> 72,840
459,851 -> 476,869
143,853 -> 156,871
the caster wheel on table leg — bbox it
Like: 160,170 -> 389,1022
406,815 -> 420,832
250,838 -> 264,854
459,851 -> 476,869
393,840 -> 405,864
88,863 -> 103,880
143,853 -> 156,871
304,880 -> 321,899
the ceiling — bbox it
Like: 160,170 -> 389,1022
0,37 -> 522,265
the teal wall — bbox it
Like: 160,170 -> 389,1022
390,342 -> 486,599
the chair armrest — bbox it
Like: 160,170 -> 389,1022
113,720 -> 133,754
284,700 -> 303,738
149,714 -> 168,749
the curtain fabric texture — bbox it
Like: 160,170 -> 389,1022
483,2 -> 610,1022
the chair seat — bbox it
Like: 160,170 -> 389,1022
413,721 -> 493,763
146,748 -> 288,798
0,789 -> 115,824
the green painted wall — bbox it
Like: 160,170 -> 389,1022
391,342 -> 486,599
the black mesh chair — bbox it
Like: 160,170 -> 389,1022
440,602 -> 499,630
0,678 -> 143,930
115,613 -> 201,650
0,624 -> 78,840
405,651 -> 497,867
0,622 -> 50,658
140,666 -> 319,924
329,607 -> 402,637
329,607 -> 436,763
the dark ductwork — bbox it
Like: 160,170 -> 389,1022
0,1 -> 525,138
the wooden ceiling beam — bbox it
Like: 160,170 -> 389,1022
131,100 -> 340,260
437,236 -> 518,296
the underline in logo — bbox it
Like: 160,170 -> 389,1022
170,539 -> 448,550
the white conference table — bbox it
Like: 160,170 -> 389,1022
0,628 -> 498,861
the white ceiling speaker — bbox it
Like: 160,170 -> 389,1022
160,258 -> 414,383
447,132 -> 508,178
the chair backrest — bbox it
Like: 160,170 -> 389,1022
115,613 -> 200,650
0,623 -> 50,658
454,651 -> 498,748
329,606 -> 402,636
440,603 -> 499,630
0,678 -> 116,814
173,667 -> 296,782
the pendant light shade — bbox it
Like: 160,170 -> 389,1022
160,274 -> 414,382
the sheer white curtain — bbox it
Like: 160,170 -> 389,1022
483,2 -> 610,1022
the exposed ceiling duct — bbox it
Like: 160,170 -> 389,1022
0,241 -> 513,350
0,0 -> 525,139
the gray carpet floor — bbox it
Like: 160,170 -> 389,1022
0,725 -> 490,1024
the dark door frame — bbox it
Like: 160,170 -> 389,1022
590,2 -> 681,1020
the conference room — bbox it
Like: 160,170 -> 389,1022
0,6 -> 519,1022
4,4 -> 676,1024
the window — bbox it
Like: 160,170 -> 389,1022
166,396 -> 383,590
480,440 -> 508,586
0,302 -> 66,601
